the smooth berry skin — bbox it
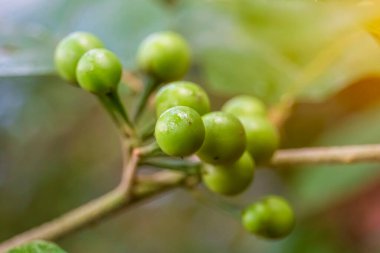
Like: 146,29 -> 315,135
76,49 -> 122,94
155,106 -> 205,156
242,196 -> 295,239
137,31 -> 190,82
202,151 -> 255,196
239,116 -> 279,163
54,32 -> 104,83
196,112 -> 246,165
222,95 -> 267,118
155,81 -> 210,117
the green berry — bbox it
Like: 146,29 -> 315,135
239,116 -> 279,163
155,81 -> 210,117
202,151 -> 255,196
242,196 -> 295,239
76,48 -> 122,94
196,112 -> 246,165
222,95 -> 267,118
54,32 -> 104,83
137,31 -> 190,81
155,106 -> 205,156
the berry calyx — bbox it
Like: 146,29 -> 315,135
137,31 -> 190,82
155,81 -> 210,117
202,151 -> 255,196
54,32 -> 104,83
155,106 -> 205,156
76,48 -> 122,94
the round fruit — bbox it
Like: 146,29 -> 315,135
239,116 -> 279,163
76,48 -> 122,94
155,81 -> 210,117
137,31 -> 190,81
202,151 -> 255,196
54,32 -> 104,83
155,106 -> 205,156
196,112 -> 246,165
242,196 -> 295,239
222,95 -> 267,118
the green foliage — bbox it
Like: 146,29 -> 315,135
8,240 -> 67,253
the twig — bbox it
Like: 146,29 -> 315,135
271,144 -> 380,166
3,144 -> 380,251
0,170 -> 188,252
133,77 -> 158,122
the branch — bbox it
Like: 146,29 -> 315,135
0,170 -> 188,252
2,144 -> 380,251
271,144 -> 380,166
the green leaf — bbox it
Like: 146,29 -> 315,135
7,240 -> 67,253
196,0 -> 380,102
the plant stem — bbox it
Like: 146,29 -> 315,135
139,119 -> 156,141
133,77 -> 158,122
0,160 -> 187,252
271,144 -> 380,166
97,95 -> 127,136
3,144 -> 380,250
141,157 -> 201,173
190,189 -> 242,220
106,91 -> 134,135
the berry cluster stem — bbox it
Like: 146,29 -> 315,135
2,144 -> 380,251
133,77 -> 158,122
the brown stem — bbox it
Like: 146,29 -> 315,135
0,170 -> 187,252
271,144 -> 380,166
2,144 -> 380,251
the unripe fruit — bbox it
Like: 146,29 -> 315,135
54,32 -> 104,83
239,116 -> 279,163
222,95 -> 267,118
155,81 -> 210,117
137,31 -> 190,81
242,196 -> 295,239
155,106 -> 205,156
196,112 -> 246,165
76,49 -> 122,94
202,151 -> 255,196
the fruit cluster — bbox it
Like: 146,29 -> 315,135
54,31 -> 295,239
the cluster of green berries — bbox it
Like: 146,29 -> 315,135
153,81 -> 292,238
54,31 -> 294,240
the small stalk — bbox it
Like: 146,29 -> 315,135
140,157 -> 201,174
133,77 -> 159,122
191,189 -> 242,220
97,94 -> 127,137
105,91 -> 134,137
139,119 -> 156,141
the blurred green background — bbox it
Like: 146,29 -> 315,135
2,0 -> 380,252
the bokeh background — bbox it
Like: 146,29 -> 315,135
2,0 -> 380,252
